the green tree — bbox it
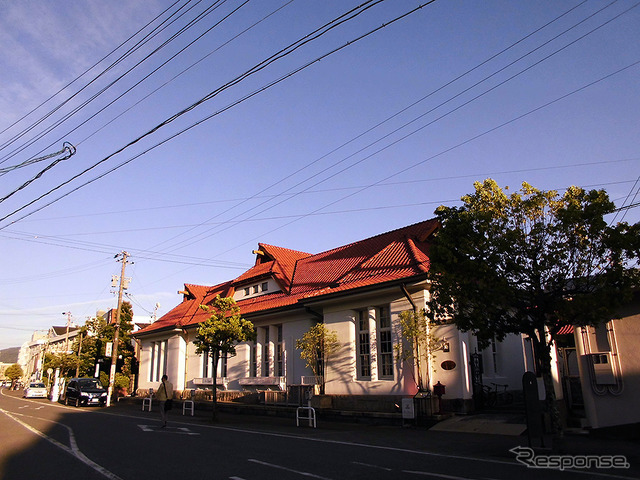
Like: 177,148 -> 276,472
45,303 -> 137,382
295,323 -> 340,395
395,309 -> 444,392
427,179 -> 639,447
5,363 -> 23,384
42,352 -> 77,379
194,295 -> 255,421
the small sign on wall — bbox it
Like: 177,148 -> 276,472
401,398 -> 415,419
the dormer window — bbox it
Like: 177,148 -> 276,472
236,279 -> 278,300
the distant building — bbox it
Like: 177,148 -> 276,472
18,326 -> 81,381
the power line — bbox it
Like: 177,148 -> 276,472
0,142 -> 75,175
0,1 -> 431,228
75,1 -> 295,150
153,4 -> 640,254
0,143 -> 76,204
0,0 -> 194,161
0,0 -> 187,147
142,0 -> 627,254
203,59 -> 640,261
14,162 -> 637,224
0,0 -> 232,177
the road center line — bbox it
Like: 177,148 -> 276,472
248,458 -> 333,480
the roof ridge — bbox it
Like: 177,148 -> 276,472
308,218 -> 437,258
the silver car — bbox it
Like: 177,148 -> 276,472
24,382 -> 48,398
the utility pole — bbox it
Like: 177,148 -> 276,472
63,311 -> 72,353
106,251 -> 129,407
75,330 -> 83,378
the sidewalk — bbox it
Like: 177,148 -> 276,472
112,396 -> 640,474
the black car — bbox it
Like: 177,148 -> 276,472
64,378 -> 107,407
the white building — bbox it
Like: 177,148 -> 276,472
133,219 -> 640,428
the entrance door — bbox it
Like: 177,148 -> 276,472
558,347 -> 584,412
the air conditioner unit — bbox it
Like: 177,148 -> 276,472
589,353 -> 615,385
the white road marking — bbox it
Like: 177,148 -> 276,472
403,471 -> 474,480
248,458 -> 333,480
0,407 -> 123,480
138,424 -> 199,435
352,461 -> 393,471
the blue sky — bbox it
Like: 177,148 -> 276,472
0,0 -> 638,349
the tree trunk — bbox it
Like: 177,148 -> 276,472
211,351 -> 219,422
534,329 -> 564,452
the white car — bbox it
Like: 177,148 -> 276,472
24,382 -> 48,398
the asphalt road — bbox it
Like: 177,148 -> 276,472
1,388 -> 637,480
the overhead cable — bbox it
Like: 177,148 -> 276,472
0,0 -> 191,160
0,0 -> 224,166
0,0 -> 431,228
156,2 -> 637,253
0,143 -> 76,204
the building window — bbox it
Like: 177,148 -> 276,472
263,327 -> 270,377
250,341 -> 257,377
244,287 -> 250,296
219,354 -> 228,378
276,325 -> 283,377
202,349 -> 210,377
262,282 -> 269,292
149,340 -> 167,382
357,311 -> 371,379
378,306 -> 393,378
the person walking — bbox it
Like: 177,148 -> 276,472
156,375 -> 173,428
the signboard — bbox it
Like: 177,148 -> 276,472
401,398 -> 415,419
105,342 -> 113,357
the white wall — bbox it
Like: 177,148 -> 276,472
576,311 -> 640,428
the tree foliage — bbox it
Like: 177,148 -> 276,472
43,302 -> 136,381
194,295 -> 255,420
427,179 -> 639,442
395,309 -> 444,391
5,363 -> 23,381
295,323 -> 340,394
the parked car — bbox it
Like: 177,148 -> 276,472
64,378 -> 107,407
23,382 -> 48,398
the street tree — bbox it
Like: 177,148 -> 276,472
395,309 -> 444,392
42,352 -> 77,379
296,323 -> 340,395
194,295 -> 255,421
426,179 -> 639,445
44,302 -> 137,384
5,363 -> 23,386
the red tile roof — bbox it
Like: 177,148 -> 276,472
135,219 -> 437,336
232,244 -> 311,292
